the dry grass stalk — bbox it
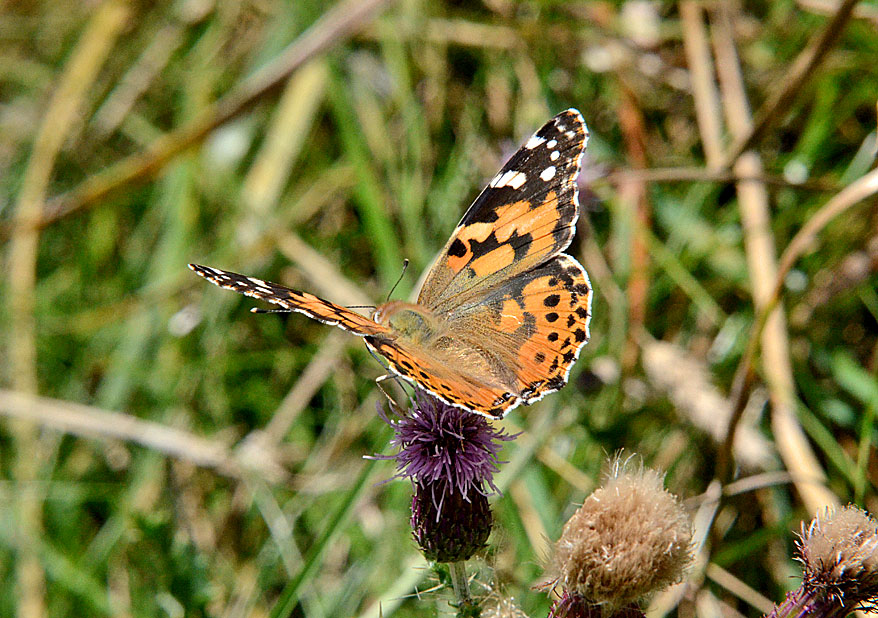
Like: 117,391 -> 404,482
710,3 -> 838,513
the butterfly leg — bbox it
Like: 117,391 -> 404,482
366,345 -> 409,392
374,373 -> 407,413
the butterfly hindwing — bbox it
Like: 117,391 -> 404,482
423,253 -> 591,410
483,254 -> 592,402
418,109 -> 588,314
188,264 -> 388,337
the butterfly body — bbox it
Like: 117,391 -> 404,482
190,109 -> 592,419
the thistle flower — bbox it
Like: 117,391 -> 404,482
545,456 -> 693,617
377,390 -> 517,563
769,506 -> 878,618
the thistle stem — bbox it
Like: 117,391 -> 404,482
449,561 -> 471,603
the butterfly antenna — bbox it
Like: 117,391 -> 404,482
385,259 -> 409,303
251,307 -> 292,314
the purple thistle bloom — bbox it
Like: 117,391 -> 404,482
375,390 -> 517,562
379,389 -> 517,502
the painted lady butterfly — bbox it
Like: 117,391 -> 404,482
190,109 -> 592,418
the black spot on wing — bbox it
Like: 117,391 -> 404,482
545,375 -> 566,391
467,204 -> 500,224
448,238 -> 467,258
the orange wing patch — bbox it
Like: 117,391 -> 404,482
188,264 -> 388,337
508,255 -> 592,402
465,189 -> 562,279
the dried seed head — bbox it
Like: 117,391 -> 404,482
551,457 -> 693,609
798,505 -> 878,611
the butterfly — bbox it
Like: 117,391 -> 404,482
190,109 -> 592,419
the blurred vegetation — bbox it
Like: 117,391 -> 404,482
1,0 -> 877,616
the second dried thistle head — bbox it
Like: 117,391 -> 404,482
548,456 -> 694,615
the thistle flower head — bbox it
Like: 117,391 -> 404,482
377,390 -> 517,563
548,456 -> 693,612
798,505 -> 878,612
548,594 -> 645,618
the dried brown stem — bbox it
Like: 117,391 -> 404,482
601,166 -> 838,192
680,1 -> 724,169
0,389 -> 285,481
617,83 -> 651,372
6,4 -> 130,615
721,0 -> 860,166
712,4 -> 838,513
729,167 -> 878,425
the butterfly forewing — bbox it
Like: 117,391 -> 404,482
188,264 -> 388,337
418,109 -> 588,314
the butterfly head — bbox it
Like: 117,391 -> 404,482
373,301 -> 438,344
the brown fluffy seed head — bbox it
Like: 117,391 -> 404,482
798,505 -> 878,609
552,458 -> 693,608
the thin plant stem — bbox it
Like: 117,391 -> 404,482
449,561 -> 472,604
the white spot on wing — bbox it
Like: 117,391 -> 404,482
550,150 -> 560,161
547,139 -> 558,148
540,166 -> 556,181
525,135 -> 546,149
490,169 -> 527,189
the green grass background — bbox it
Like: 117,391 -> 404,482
1,1 -> 877,616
